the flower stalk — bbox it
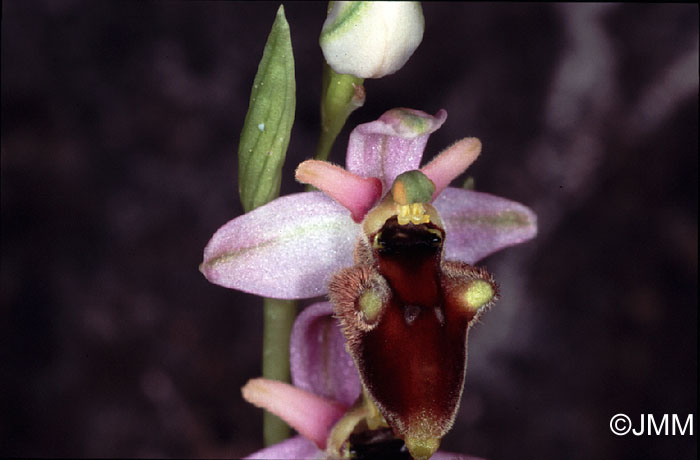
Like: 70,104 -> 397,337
261,298 -> 296,445
314,63 -> 365,163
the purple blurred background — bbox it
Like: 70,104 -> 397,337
2,2 -> 697,459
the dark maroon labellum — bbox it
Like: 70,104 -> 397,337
330,206 -> 498,460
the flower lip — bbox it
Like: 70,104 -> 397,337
242,301 -> 494,460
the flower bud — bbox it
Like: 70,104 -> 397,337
320,1 -> 424,79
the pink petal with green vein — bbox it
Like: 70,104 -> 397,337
201,192 -> 359,299
244,435 -> 323,460
296,160 -> 382,222
421,137 -> 482,200
241,378 -> 347,449
434,187 -> 538,264
290,302 -> 361,407
346,108 -> 447,191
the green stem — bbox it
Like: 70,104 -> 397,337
315,63 -> 365,162
262,297 -> 297,445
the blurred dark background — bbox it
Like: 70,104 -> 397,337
2,2 -> 697,459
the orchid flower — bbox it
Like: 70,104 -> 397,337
241,302 -> 486,460
201,107 -> 537,459
202,108 -> 536,299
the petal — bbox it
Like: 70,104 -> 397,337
241,378 -> 347,449
421,138 -> 482,200
296,160 -> 382,223
290,302 -> 362,407
201,192 -> 359,299
243,435 -> 323,460
346,108 -> 447,191
434,187 -> 538,264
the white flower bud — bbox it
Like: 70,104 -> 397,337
320,1 -> 424,79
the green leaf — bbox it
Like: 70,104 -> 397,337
238,5 -> 295,212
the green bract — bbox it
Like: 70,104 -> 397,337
238,5 -> 296,213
